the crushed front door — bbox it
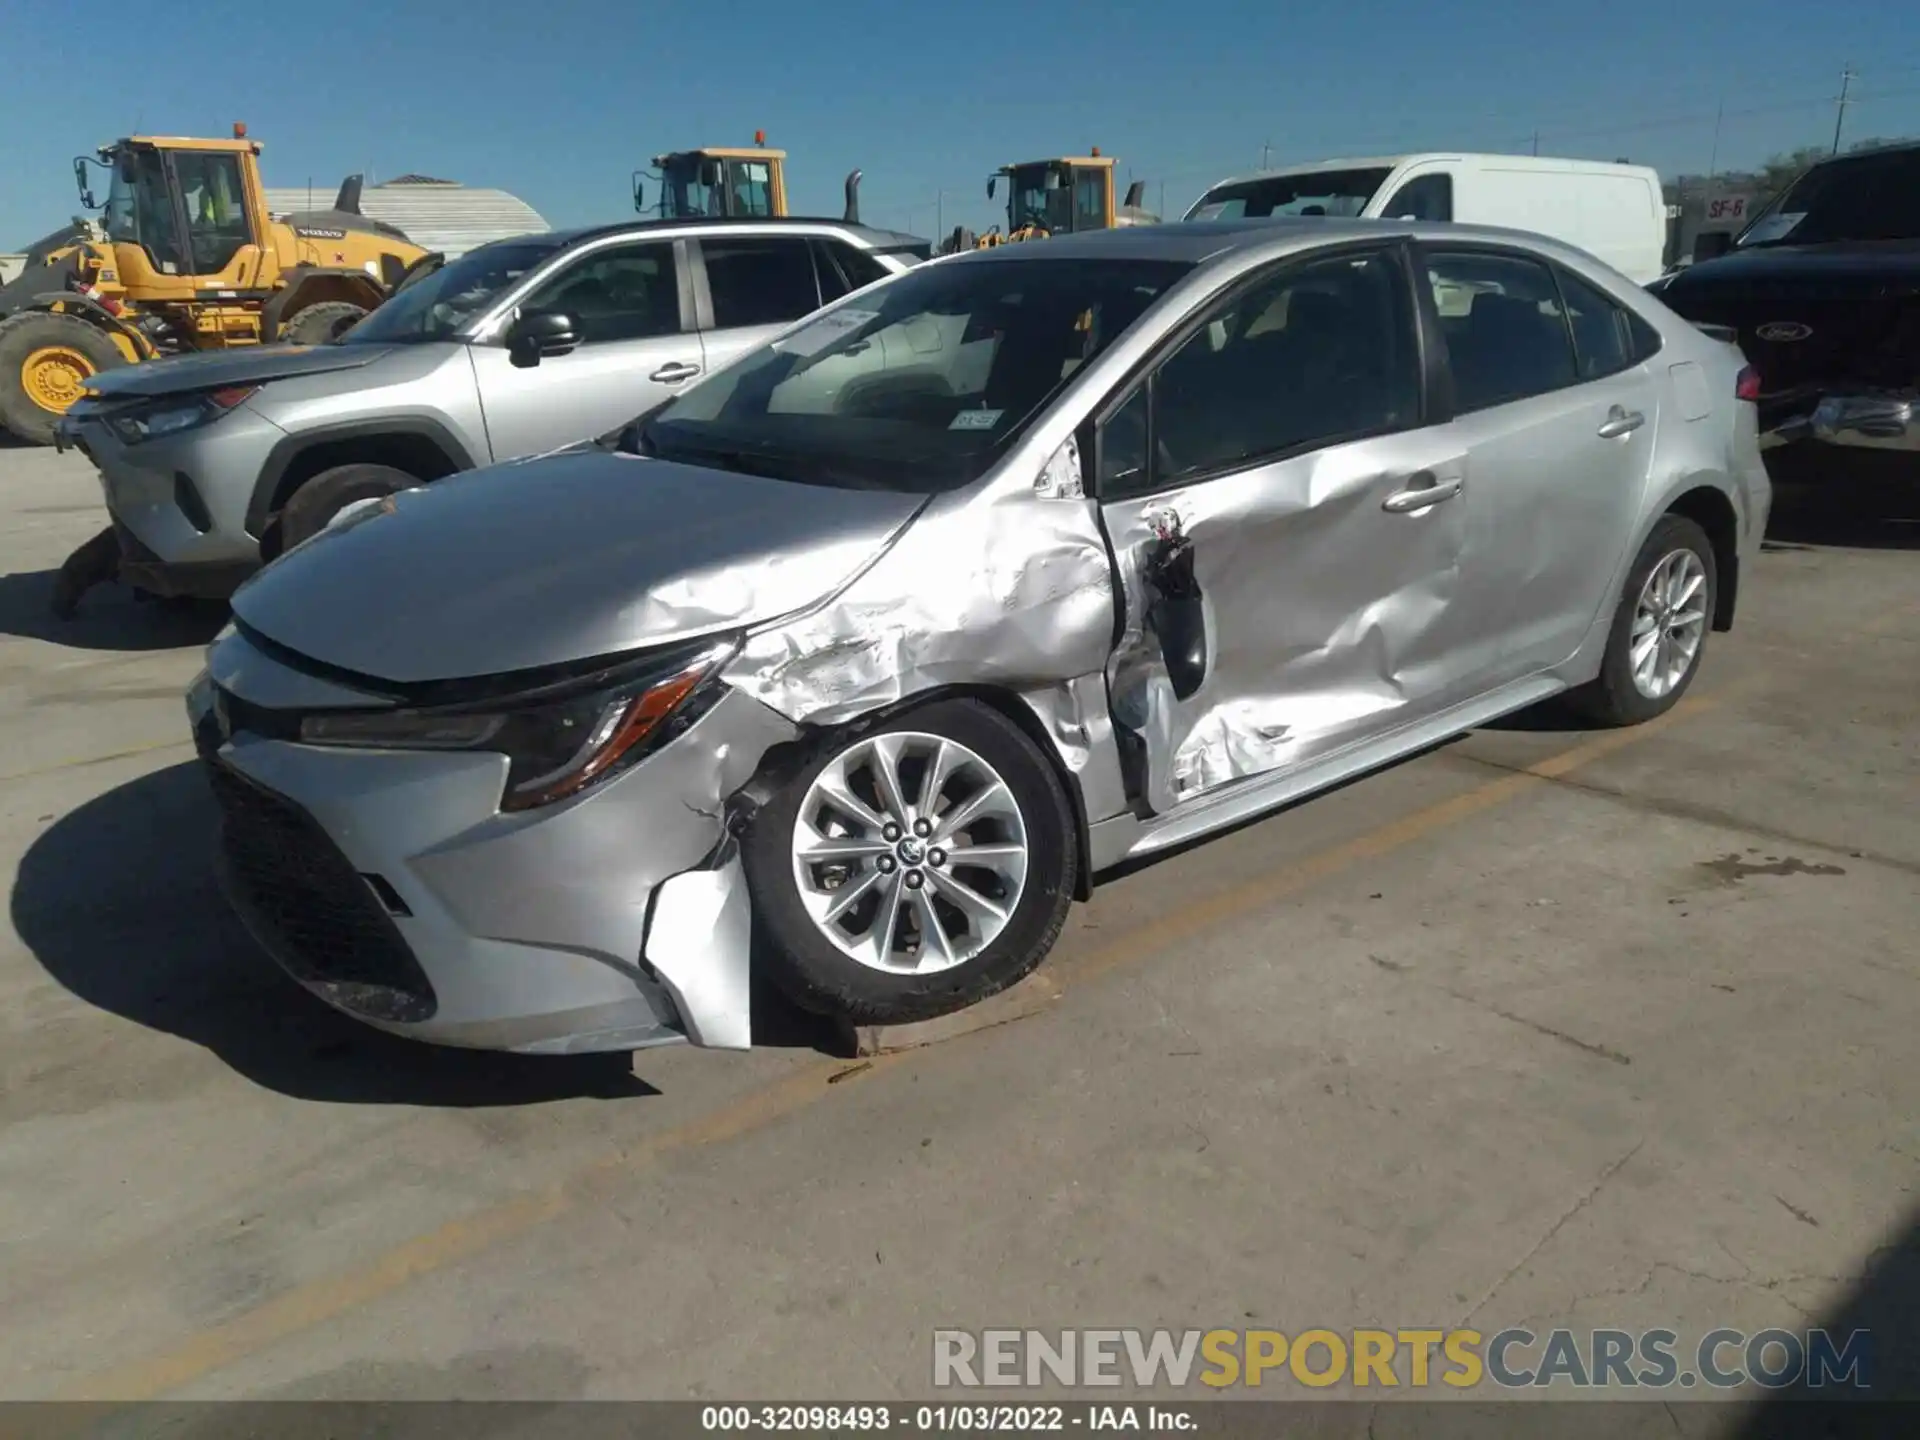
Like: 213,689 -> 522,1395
1094,243 -> 1490,813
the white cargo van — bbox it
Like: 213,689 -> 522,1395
1183,154 -> 1668,284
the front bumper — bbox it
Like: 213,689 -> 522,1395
187,653 -> 797,1055
1760,391 -> 1920,455
56,402 -> 283,589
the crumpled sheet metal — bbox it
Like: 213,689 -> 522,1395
408,685 -> 798,1051
723,478 -> 1117,729
1102,435 -> 1469,812
1014,672 -> 1131,827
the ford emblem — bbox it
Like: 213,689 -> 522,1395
1755,321 -> 1812,342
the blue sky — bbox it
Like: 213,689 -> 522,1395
3,0 -> 1917,245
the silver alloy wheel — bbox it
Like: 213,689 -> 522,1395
1630,548 -> 1710,700
790,731 -> 1030,975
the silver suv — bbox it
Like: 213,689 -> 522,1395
52,217 -> 926,614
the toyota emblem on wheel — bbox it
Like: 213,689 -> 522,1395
1755,321 -> 1813,342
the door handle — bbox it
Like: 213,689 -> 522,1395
1382,472 -> 1464,513
650,361 -> 702,384
1597,405 -> 1645,439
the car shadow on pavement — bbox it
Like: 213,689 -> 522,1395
0,567 -> 228,650
10,760 -> 668,1106
1764,474 -> 1920,552
1728,1198 -> 1920,1434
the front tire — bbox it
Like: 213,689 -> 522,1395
279,301 -> 368,346
0,311 -> 127,445
743,699 -> 1077,1025
1568,513 -> 1716,726
270,463 -> 416,554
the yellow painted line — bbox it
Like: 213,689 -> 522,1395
0,737 -> 194,785
45,680 -> 1754,1403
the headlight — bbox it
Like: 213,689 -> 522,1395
298,639 -> 735,811
108,386 -> 257,445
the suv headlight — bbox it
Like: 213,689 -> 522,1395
298,639 -> 736,811
108,386 -> 257,445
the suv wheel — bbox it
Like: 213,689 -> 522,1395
269,464 -> 417,556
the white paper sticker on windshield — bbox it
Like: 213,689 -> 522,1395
1739,212 -> 1805,247
949,408 -> 1004,431
775,307 -> 880,357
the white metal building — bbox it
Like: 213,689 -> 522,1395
263,176 -> 549,258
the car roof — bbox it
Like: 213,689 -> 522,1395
942,217 -> 1600,271
523,216 -> 925,252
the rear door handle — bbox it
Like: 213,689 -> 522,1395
650,361 -> 702,384
1382,472 -> 1464,513
1597,406 -> 1645,439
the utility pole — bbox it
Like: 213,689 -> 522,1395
1530,129 -> 1540,156
1260,139 -> 1272,170
1831,62 -> 1855,154
1707,96 -> 1724,177
936,189 -> 944,238
1159,181 -> 1166,219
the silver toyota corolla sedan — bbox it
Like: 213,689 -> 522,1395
187,219 -> 1770,1055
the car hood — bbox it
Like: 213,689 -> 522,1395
1662,239 -> 1920,296
229,450 -> 928,685
81,342 -> 396,400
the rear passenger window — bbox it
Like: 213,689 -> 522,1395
1135,248 -> 1420,491
1554,268 -> 1641,380
702,237 -> 822,329
1426,251 -> 1577,412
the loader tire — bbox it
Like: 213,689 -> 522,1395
280,302 -> 368,346
0,311 -> 126,446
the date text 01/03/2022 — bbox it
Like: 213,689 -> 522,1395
700,1404 -> 1198,1431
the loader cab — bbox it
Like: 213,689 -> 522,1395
990,156 -> 1118,235
77,133 -> 267,288
642,143 -> 789,219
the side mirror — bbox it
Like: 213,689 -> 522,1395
72,157 -> 97,210
631,173 -> 646,214
1693,229 -> 1734,263
987,176 -> 997,199
506,309 -> 580,368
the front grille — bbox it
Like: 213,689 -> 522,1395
204,759 -> 436,1023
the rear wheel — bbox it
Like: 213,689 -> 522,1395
1567,513 -> 1716,726
270,463 -> 416,555
279,301 -> 368,346
0,311 -> 127,445
743,699 -> 1077,1025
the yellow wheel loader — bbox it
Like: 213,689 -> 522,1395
0,126 -> 434,445
630,133 -> 867,227
939,151 -> 1158,253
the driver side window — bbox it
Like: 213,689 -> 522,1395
523,242 -> 681,344
1098,248 -> 1421,499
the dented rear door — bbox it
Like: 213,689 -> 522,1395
1094,243 -> 1490,814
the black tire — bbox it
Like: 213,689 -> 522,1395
1567,513 -> 1717,727
743,698 -> 1078,1025
0,311 -> 127,445
272,463 -> 416,554
279,301 -> 368,346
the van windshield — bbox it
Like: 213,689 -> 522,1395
1186,168 -> 1394,221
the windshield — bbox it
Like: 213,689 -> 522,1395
637,257 -> 1193,493
1736,147 -> 1920,247
660,157 -> 721,218
1185,167 -> 1394,221
1006,165 -> 1074,233
340,239 -> 561,345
